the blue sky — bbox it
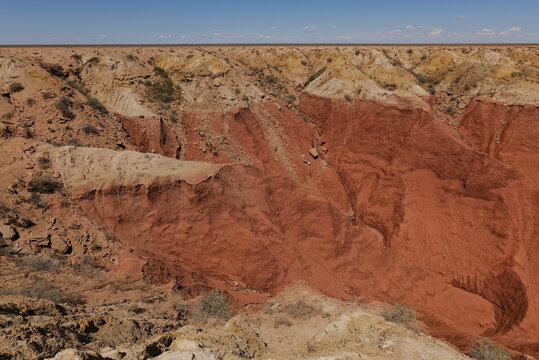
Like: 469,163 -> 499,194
0,0 -> 537,44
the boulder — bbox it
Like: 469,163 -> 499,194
309,147 -> 319,159
26,231 -> 50,247
0,225 -> 17,240
50,234 -> 70,254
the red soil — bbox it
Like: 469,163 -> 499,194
74,96 -> 538,355
118,114 -> 181,158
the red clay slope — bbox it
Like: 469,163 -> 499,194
71,96 -> 538,355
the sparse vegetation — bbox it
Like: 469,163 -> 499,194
86,96 -> 107,114
82,123 -> 99,135
274,316 -> 293,327
46,63 -> 66,78
286,300 -> 316,319
86,57 -> 100,65
421,54 -> 427,61
42,91 -> 55,100
55,96 -> 75,119
146,67 -> 180,103
16,277 -> 74,304
301,60 -> 308,66
264,74 -> 278,84
411,71 -> 428,84
23,254 -> 62,271
344,94 -> 352,102
24,125 -> 33,139
200,289 -> 230,318
9,82 -> 24,93
382,303 -> 416,327
67,137 -> 82,147
287,94 -> 296,104
327,57 -> 333,63
27,175 -> 60,193
67,80 -> 87,94
25,98 -> 36,106
468,339 -> 511,360
303,66 -> 326,88
37,156 -> 51,169
71,54 -> 82,62
126,54 -> 137,61
28,192 -> 47,208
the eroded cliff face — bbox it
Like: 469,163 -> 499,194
1,45 -> 538,357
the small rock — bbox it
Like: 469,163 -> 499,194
309,148 -> 319,159
0,225 -> 17,240
50,235 -> 70,254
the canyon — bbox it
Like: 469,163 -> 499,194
0,45 -> 537,359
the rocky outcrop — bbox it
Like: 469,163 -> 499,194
118,115 -> 181,158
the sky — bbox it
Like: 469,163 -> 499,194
0,0 -> 537,44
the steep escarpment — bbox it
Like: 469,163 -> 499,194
43,95 -> 538,355
1,45 -> 538,358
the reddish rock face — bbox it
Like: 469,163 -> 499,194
75,96 -> 538,356
118,115 -> 181,158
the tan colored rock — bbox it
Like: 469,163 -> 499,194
309,147 -> 319,159
27,231 -> 50,247
50,235 -> 70,254
0,225 -> 17,240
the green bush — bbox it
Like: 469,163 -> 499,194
86,96 -> 107,114
200,289 -> 230,318
9,82 -> 24,93
468,339 -> 511,360
147,78 -> 178,103
382,303 -> 416,326
55,96 -> 75,119
27,175 -> 60,193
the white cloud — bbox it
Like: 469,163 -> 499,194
100,34 -> 109,39
480,28 -> 495,36
429,28 -> 443,36
331,24 -> 337,28
459,15 -> 465,19
304,26 -> 316,30
158,34 -> 167,39
499,26 -> 522,36
271,26 -> 277,30
405,25 -> 415,30
335,35 -> 352,40
388,29 -> 402,36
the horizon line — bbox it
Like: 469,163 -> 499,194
1,42 -> 538,48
